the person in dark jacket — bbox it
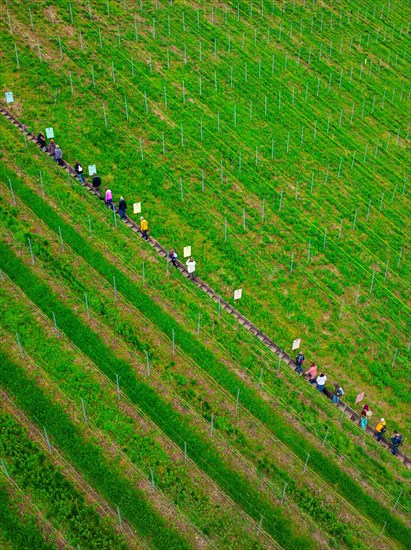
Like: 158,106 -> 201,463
74,161 -> 84,183
332,382 -> 344,403
391,431 -> 403,456
169,248 -> 178,267
92,173 -> 101,191
37,132 -> 47,151
118,197 -> 127,219
295,351 -> 305,374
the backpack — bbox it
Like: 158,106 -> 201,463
337,387 -> 344,396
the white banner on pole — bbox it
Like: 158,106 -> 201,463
88,164 -> 97,176
45,127 -> 54,139
234,288 -> 242,300
292,338 -> 301,351
5,92 -> 14,104
133,202 -> 142,214
184,246 -> 191,258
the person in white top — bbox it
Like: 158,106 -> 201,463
316,373 -> 327,393
186,258 -> 196,280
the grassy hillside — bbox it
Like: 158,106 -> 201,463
0,0 -> 410,548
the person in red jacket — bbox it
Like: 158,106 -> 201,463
360,404 -> 372,430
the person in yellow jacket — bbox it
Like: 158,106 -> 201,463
375,418 -> 387,442
140,216 -> 149,240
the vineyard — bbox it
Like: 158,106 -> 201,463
0,0 -> 410,548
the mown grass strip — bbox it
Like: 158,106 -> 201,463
4,166 -> 410,546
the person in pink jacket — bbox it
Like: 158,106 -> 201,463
304,362 -> 317,384
105,188 -> 114,210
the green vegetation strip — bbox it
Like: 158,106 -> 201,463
0,230 -> 363,548
0,410 -> 128,550
0,481 -> 55,550
0,360 -> 188,549
0,278 -> 266,549
0,191 -> 409,547
0,190 -> 396,545
1,148 -> 407,507
0,241 -> 311,549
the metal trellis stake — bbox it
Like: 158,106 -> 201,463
44,427 -> 52,453
8,178 -> 16,206
281,482 -> 287,503
15,332 -> 24,358
81,398 -> 87,423
113,276 -> 117,302
303,453 -> 310,473
84,293 -> 90,319
58,226 -> 65,252
52,311 -> 59,337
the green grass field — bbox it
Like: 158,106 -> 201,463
1,0 -> 410,547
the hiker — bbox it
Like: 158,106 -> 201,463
74,160 -> 84,183
186,257 -> 196,280
169,248 -> 178,267
304,362 -> 317,384
140,216 -> 149,240
332,383 -> 344,403
316,373 -> 327,392
295,351 -> 305,374
105,188 -> 114,210
118,197 -> 127,220
37,132 -> 47,151
360,404 -> 372,430
48,138 -> 56,157
92,173 -> 101,192
54,145 -> 64,166
375,418 -> 387,442
391,431 -> 403,456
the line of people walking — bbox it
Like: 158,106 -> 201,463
36,134 -> 199,278
36,133 -> 154,245
295,351 -> 404,456
34,129 -> 404,459
37,133 -> 63,165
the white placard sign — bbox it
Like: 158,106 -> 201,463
133,202 -> 141,214
234,288 -> 242,300
5,92 -> 14,104
88,164 -> 97,176
292,338 -> 301,351
45,127 -> 54,139
183,246 -> 191,258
